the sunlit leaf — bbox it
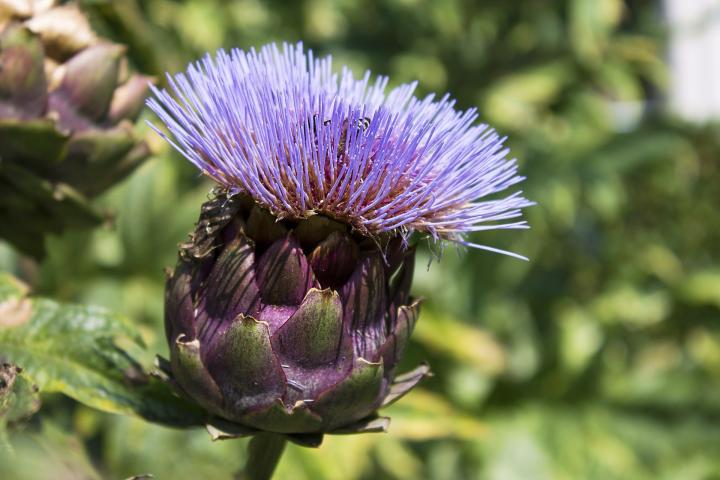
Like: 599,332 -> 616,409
0,273 -> 204,427
0,363 -> 40,450
413,309 -> 506,375
385,389 -> 488,441
569,0 -> 623,63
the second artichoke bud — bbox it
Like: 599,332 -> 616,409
0,1 -> 151,257
165,192 -> 428,434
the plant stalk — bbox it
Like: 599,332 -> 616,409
236,434 -> 287,480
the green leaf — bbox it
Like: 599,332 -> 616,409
0,363 -> 41,449
0,420 -> 105,480
384,389 -> 488,441
679,270 -> 720,309
482,61 -> 573,131
413,308 -> 507,375
569,0 -> 623,63
0,274 -> 205,427
0,273 -> 28,303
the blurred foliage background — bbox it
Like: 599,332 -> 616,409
2,0 -> 720,478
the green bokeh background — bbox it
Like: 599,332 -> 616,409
3,0 -> 720,478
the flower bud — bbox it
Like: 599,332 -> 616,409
54,43 -> 123,122
0,23 -> 45,117
0,2 -> 151,258
0,1 -> 53,29
164,193 -> 427,433
108,74 -> 152,124
24,4 -> 94,60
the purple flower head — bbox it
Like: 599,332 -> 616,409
147,43 -> 533,259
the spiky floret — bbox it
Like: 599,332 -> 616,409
147,43 -> 532,258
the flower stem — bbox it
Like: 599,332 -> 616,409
236,434 -> 287,480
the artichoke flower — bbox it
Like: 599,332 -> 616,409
150,44 -> 532,440
0,1 -> 151,257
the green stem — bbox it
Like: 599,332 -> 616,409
236,434 -> 287,480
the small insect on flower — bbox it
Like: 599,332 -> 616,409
315,115 -> 373,159
148,43 -> 532,439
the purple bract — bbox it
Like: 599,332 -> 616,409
147,42 -> 532,258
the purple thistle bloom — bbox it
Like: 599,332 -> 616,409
147,42 -> 532,259
153,43 -> 534,438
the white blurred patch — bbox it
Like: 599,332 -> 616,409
665,0 -> 720,122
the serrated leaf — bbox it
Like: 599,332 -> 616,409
0,274 -> 205,427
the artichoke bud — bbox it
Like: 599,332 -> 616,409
24,3 -> 95,60
0,23 -> 45,117
0,2 -> 151,258
53,42 -> 123,122
164,191 -> 428,434
109,74 -> 152,124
